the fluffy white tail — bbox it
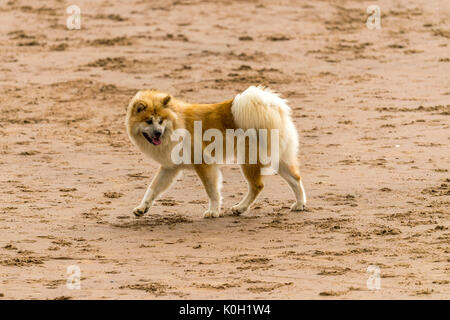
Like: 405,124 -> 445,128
231,86 -> 299,161
232,86 -> 291,130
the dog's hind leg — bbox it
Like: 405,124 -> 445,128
278,160 -> 307,211
133,166 -> 180,217
194,164 -> 222,218
231,164 -> 264,215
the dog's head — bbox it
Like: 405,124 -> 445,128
126,90 -> 177,146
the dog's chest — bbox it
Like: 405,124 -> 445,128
135,135 -> 178,167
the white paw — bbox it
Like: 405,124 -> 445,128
231,204 -> 247,215
203,209 -> 220,218
133,205 -> 149,217
290,202 -> 306,211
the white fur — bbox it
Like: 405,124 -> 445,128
129,127 -> 182,168
232,86 -> 299,163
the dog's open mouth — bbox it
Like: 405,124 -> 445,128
142,132 -> 162,145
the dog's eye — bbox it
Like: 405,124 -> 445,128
146,119 -> 153,125
159,119 -> 164,125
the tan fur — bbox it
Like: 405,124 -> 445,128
126,88 -> 307,218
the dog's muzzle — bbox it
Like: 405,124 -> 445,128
142,131 -> 162,145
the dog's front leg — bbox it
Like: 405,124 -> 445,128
194,164 -> 222,218
133,166 -> 180,217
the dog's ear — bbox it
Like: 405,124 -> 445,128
162,95 -> 171,107
133,101 -> 147,114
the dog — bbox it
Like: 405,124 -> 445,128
126,86 -> 307,218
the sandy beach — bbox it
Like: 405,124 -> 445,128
0,0 -> 449,299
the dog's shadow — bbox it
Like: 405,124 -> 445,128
109,211 -> 262,231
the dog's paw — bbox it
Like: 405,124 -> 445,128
133,206 -> 149,217
290,202 -> 306,211
231,204 -> 248,216
203,210 -> 220,218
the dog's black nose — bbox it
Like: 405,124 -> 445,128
154,131 -> 162,138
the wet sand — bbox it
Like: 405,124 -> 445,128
0,0 -> 449,299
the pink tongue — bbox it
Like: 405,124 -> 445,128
152,138 -> 162,145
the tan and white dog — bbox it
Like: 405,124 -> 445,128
126,86 -> 306,218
